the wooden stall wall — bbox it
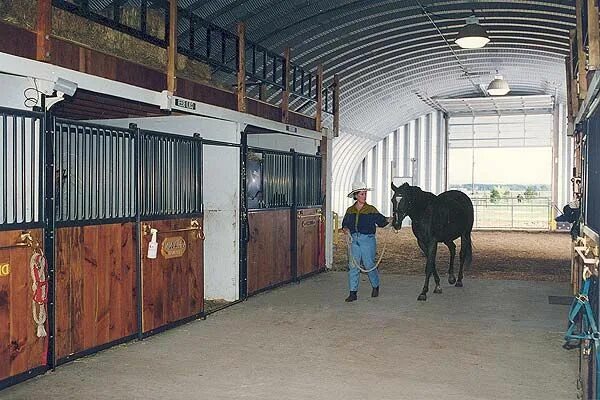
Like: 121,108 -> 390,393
0,229 -> 47,381
247,210 -> 292,294
296,209 -> 324,278
141,218 -> 204,334
55,223 -> 136,363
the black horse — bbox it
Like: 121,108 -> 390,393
391,183 -> 474,301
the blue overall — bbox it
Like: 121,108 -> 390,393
342,202 -> 388,292
348,233 -> 379,291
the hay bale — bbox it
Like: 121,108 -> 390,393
0,0 -> 37,30
52,6 -> 168,71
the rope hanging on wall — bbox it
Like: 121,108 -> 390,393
30,249 -> 48,338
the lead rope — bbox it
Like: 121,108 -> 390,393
344,226 -> 397,273
30,248 -> 48,338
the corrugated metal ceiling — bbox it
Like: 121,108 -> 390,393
180,0 -> 574,139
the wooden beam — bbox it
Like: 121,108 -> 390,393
281,48 -> 291,123
333,74 -> 340,137
237,22 -> 247,112
315,64 -> 323,132
166,0 -> 177,93
569,30 -> 580,116
576,0 -> 588,99
588,0 -> 600,71
36,0 -> 52,62
565,57 -> 574,124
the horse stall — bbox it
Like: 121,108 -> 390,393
90,115 -> 242,311
0,107 -> 48,387
246,133 -> 325,295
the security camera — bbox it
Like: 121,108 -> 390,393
54,77 -> 78,97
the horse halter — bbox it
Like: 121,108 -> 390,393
392,192 -> 411,227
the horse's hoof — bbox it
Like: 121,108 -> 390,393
448,276 -> 456,285
433,286 -> 442,294
455,281 -> 463,288
417,294 -> 427,301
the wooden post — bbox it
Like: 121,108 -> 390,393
36,0 -> 52,62
333,74 -> 340,137
281,48 -> 291,123
566,57 -> 574,124
569,30 -> 580,115
237,22 -> 247,112
316,64 -> 323,132
259,84 -> 267,101
166,0 -> 177,93
588,0 -> 600,71
576,0 -> 588,99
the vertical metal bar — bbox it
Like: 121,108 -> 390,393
108,129 -> 113,219
83,128 -> 88,220
240,131 -> 248,299
206,27 -> 211,60
252,45 -> 256,75
263,50 -> 267,80
140,0 -> 147,35
30,117 -> 36,223
42,97 -> 57,370
189,14 -> 195,51
221,31 -> 226,65
291,149 -> 297,280
130,123 -> 143,340
94,131 -> 101,219
301,69 -> 305,95
12,116 -> 17,223
66,123 -> 71,221
2,114 -> 7,224
116,130 -> 121,218
272,56 -> 277,85
20,116 -> 26,223
292,66 -> 297,92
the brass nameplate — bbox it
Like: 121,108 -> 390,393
0,263 -> 9,277
161,237 -> 187,259
302,220 -> 317,227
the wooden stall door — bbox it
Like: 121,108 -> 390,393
247,210 -> 292,294
141,218 -> 204,334
296,209 -> 324,278
0,229 -> 47,380
55,223 -> 137,362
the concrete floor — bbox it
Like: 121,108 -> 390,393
2,272 -> 578,400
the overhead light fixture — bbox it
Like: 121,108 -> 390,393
54,77 -> 78,97
487,72 -> 510,96
455,15 -> 490,49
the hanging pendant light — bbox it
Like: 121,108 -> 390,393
487,72 -> 510,96
455,16 -> 490,49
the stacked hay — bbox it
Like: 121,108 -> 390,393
0,0 -> 37,30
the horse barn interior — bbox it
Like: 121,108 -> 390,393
0,0 -> 599,399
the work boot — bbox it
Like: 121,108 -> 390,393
371,286 -> 379,298
345,291 -> 357,302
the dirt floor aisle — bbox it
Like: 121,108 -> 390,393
1,272 -> 577,400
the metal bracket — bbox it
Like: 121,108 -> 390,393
142,219 -> 205,240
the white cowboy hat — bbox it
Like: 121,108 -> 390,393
347,181 -> 372,198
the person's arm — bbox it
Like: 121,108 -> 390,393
375,212 -> 390,228
341,212 -> 351,234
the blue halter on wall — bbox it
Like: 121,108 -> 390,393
564,273 -> 600,397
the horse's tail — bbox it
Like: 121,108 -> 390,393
461,231 -> 473,269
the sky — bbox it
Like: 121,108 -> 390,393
447,147 -> 552,185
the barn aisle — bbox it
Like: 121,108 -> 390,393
1,272 -> 576,400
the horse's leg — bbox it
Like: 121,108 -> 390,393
417,238 -> 427,257
456,233 -> 472,287
445,240 -> 457,285
418,242 -> 438,301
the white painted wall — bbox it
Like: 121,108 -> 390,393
247,133 -> 319,154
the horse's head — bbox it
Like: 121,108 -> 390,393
390,182 -> 412,230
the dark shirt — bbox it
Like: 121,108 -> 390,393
342,203 -> 388,234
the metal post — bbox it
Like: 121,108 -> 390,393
42,95 -> 57,370
291,149 -> 298,281
239,130 -> 248,299
130,123 -> 143,339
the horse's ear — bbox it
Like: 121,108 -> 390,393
391,182 -> 398,192
401,182 -> 409,188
